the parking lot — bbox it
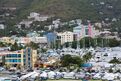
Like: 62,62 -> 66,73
47,80 -> 101,81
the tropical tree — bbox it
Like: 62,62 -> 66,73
109,57 -> 121,71
71,41 -> 77,49
109,57 -> 121,64
61,55 -> 83,68
26,42 -> 39,49
71,56 -> 84,67
11,42 -> 20,51
0,42 -> 6,47
61,55 -> 72,67
83,52 -> 92,62
108,38 -> 120,47
64,42 -> 70,48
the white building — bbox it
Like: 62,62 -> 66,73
28,12 -> 40,19
20,20 -> 33,28
0,24 -> 5,29
16,37 -> 31,44
30,37 -> 47,44
57,31 -> 74,45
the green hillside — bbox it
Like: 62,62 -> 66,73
1,0 -> 121,36
0,0 -> 99,21
1,0 -> 121,21
24,0 -> 98,21
1,0 -> 121,28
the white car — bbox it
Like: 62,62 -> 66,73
93,73 -> 102,80
56,72 -> 63,79
102,73 -> 115,80
63,72 -> 75,79
40,71 -> 48,80
0,67 -> 5,71
47,71 -> 56,79
75,72 -> 85,79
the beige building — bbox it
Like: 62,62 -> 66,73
2,48 -> 37,69
57,31 -> 74,45
0,37 -> 15,44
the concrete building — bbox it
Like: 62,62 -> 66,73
28,12 -> 40,19
73,24 -> 98,40
5,50 -> 24,68
46,32 -> 57,47
57,31 -> 74,45
30,37 -> 47,44
19,20 -> 33,28
17,37 -> 31,44
0,24 -> 5,29
26,32 -> 40,37
23,47 -> 37,69
1,48 -> 37,69
0,37 -> 15,44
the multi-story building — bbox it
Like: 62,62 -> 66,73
17,37 -> 31,44
0,47 -> 10,66
23,47 -> 37,69
0,37 -> 15,44
5,50 -> 24,68
26,32 -> 40,37
57,31 -> 74,45
2,47 -> 37,69
30,37 -> 48,48
73,24 -> 98,40
0,56 -> 5,66
46,32 -> 57,47
31,37 -> 47,44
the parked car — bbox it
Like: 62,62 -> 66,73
56,72 -> 63,79
11,76 -> 20,81
0,67 -> 5,71
47,71 -> 56,79
92,73 -> 102,80
40,71 -> 48,80
63,72 -> 75,79
75,72 -> 85,79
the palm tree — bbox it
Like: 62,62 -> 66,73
83,52 -> 92,62
109,57 -> 121,71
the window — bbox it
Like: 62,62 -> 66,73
12,59 -> 17,62
85,29 -> 89,35
11,54 -> 17,58
18,59 -> 21,62
18,54 -> 21,57
24,59 -> 26,62
28,57 -> 31,61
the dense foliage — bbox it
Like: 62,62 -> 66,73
1,0 -> 121,35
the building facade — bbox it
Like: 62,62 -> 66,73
3,48 -> 37,69
23,47 -> 37,69
17,37 -> 31,44
5,50 -> 24,68
0,37 -> 15,44
73,24 -> 97,40
46,32 -> 57,47
57,31 -> 74,45
30,37 -> 47,44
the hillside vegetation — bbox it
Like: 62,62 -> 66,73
0,0 -> 98,21
1,0 -> 121,21
1,0 -> 121,34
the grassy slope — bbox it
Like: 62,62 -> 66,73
0,0 -> 99,21
27,0 -> 98,20
1,0 -> 121,23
